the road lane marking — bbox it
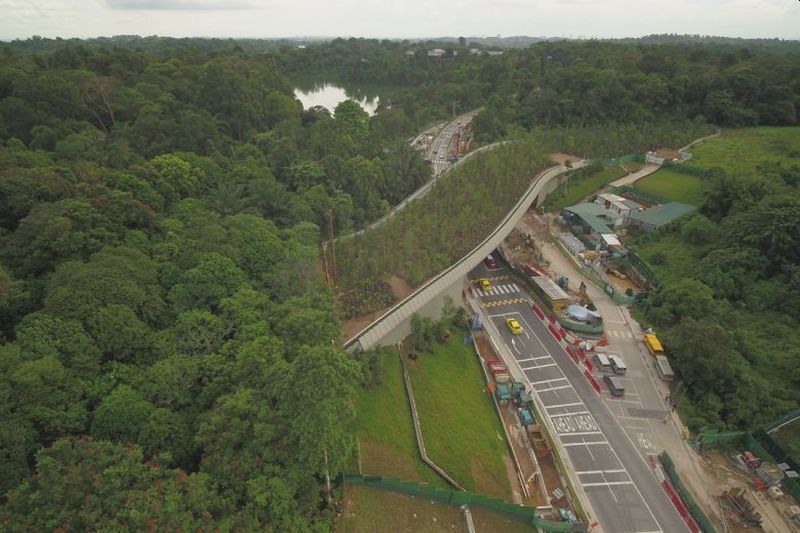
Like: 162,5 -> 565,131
539,384 -> 572,391
582,481 -> 635,487
486,304 -> 664,532
576,469 -> 627,475
530,377 -> 570,386
545,402 -> 583,409
522,362 -> 557,370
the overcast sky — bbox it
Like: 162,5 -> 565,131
1,0 -> 798,41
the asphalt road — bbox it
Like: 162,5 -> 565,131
425,110 -> 479,175
469,262 -> 687,533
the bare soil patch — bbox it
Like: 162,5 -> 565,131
341,307 -> 390,342
654,147 -> 680,160
387,275 -> 414,300
549,153 -> 582,165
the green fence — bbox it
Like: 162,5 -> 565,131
763,409 -> 800,433
602,154 -> 645,165
658,452 -> 717,533
692,429 -> 800,504
626,250 -> 661,290
692,430 -> 746,451
752,430 -> 800,502
342,474 -> 587,532
609,185 -> 669,206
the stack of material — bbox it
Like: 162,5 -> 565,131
721,488 -> 762,526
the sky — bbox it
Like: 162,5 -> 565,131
1,0 -> 798,41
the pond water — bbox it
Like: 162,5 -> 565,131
293,83 -> 380,116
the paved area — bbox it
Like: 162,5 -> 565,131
609,163 -> 661,187
469,261 -> 688,533
425,110 -> 480,175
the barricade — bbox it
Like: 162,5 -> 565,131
661,479 -> 701,533
583,370 -> 601,395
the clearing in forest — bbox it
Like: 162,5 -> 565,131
634,169 -> 709,206
689,127 -> 800,175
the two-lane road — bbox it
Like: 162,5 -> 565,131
469,262 -> 687,533
425,110 -> 479,175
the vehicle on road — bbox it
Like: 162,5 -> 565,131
484,254 -> 498,268
604,375 -> 626,397
609,354 -> 627,375
479,278 -> 492,291
655,355 -> 674,381
594,352 -> 611,372
506,317 -> 523,334
644,333 -> 664,356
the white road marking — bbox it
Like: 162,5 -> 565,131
576,469 -> 627,475
541,384 -> 572,391
530,377 -> 570,386
545,402 -> 583,409
522,362 -> 558,370
582,481 -> 635,487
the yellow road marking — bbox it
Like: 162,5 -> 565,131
481,298 -> 528,308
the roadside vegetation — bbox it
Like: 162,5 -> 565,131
543,161 -> 628,212
632,128 -> 800,430
407,334 -> 512,497
335,140 -> 551,311
634,169 -> 709,206
354,348 -> 443,486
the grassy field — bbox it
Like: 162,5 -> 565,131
634,169 -> 709,206
406,335 -> 512,498
354,351 -> 443,486
346,345 -> 536,533
543,164 -> 628,212
689,127 -> 800,175
338,485 -> 536,533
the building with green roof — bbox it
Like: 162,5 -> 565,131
627,202 -> 695,232
562,203 -> 622,242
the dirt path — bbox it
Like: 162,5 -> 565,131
388,275 -> 414,300
609,162 -> 661,187
340,275 -> 414,342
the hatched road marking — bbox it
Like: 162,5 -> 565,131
481,297 -> 528,308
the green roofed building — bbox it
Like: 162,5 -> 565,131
627,202 -> 695,232
562,203 -> 623,242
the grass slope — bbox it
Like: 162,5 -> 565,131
338,485 -> 536,533
354,352 -> 443,486
690,127 -> 800,175
543,164 -> 628,212
772,419 -> 800,464
407,336 -> 512,498
634,169 -> 708,206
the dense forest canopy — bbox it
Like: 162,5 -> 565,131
0,35 -> 799,528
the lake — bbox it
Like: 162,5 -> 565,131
293,82 -> 380,116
